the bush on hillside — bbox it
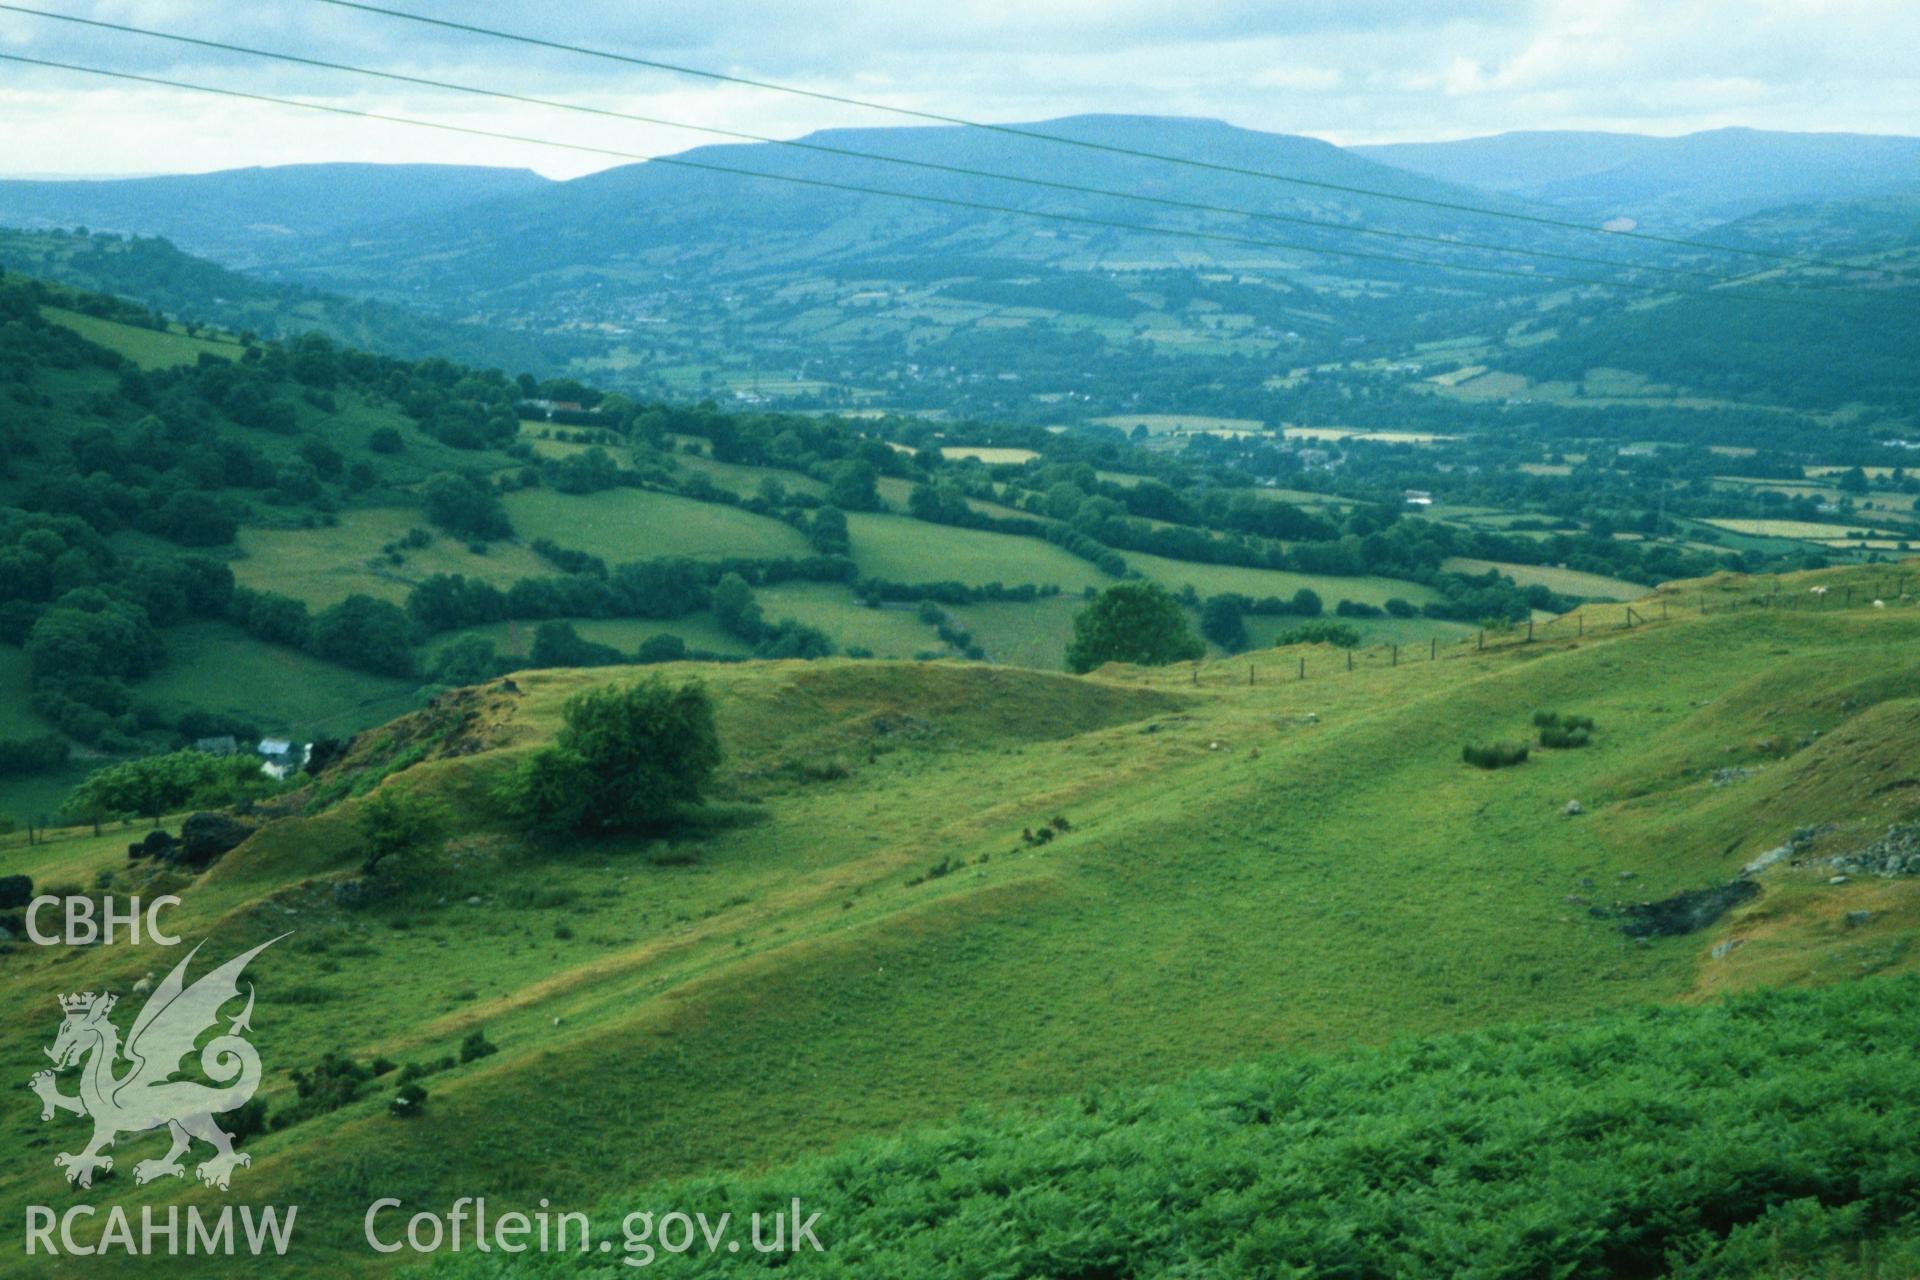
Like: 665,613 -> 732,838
357,786 -> 449,878
498,678 -> 721,836
1064,581 -> 1205,673
1534,710 -> 1596,749
1463,741 -> 1530,769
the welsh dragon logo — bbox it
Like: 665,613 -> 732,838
28,936 -> 283,1192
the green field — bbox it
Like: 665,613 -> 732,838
2,565 -> 1919,1276
1126,549 -> 1438,608
422,614 -> 751,662
41,305 -> 248,369
134,621 -> 422,740
1444,556 -> 1652,600
504,487 -> 814,563
233,508 -> 553,608
756,582 -> 941,657
845,511 -> 1108,590
946,594 -> 1087,668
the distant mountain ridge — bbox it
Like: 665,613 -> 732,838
1357,127 -> 1920,227
0,162 -> 552,265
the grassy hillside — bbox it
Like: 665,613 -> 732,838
4,561 -> 1918,1275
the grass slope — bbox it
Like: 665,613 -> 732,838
1,565 -> 1916,1277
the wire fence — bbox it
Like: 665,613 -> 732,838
1176,568 -> 1916,691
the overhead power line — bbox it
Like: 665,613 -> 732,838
0,2 -> 1774,288
306,0 -> 1896,280
0,53 -> 1854,311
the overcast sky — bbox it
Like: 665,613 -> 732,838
1,0 -> 1915,178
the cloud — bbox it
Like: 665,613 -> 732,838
0,0 -> 1914,177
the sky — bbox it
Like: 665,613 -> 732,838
0,0 -> 1916,178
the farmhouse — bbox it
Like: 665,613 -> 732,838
1404,489 -> 1435,507
256,737 -> 311,781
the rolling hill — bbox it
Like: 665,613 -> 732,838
3,561 -> 1919,1275
1359,127 -> 1920,228
0,163 -> 552,267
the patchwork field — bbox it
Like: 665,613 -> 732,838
1443,556 -> 1652,600
844,511 -> 1108,590
1126,549 -> 1438,608
134,621 -> 422,741
504,487 -> 815,563
234,508 -> 552,608
42,305 -> 247,369
1705,517 -> 1902,541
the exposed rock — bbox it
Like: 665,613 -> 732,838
1620,880 -> 1761,939
1712,767 -> 1760,787
0,874 -> 31,910
1617,870 -> 1636,881
132,973 -> 153,994
1829,824 -> 1920,878
174,812 -> 257,868
1710,938 -> 1745,960
1844,910 -> 1875,929
1563,800 -> 1583,816
1829,875 -> 1850,885
1742,824 -> 1837,877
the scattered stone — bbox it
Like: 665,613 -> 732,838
1829,875 -> 1850,885
1617,870 -> 1636,880
1844,910 -> 1875,929
0,874 -> 31,910
1742,824 -> 1838,877
1710,938 -> 1745,960
1303,712 -> 1319,724
467,896 -> 485,907
1579,877 -> 1596,889
132,973 -> 153,995
1565,895 -> 1589,906
1620,880 -> 1761,939
1563,800 -> 1584,816
1712,767 -> 1760,787
1828,824 -> 1920,878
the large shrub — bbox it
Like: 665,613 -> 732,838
1065,581 -> 1204,673
1535,710 -> 1597,749
1463,741 -> 1530,770
498,679 -> 721,836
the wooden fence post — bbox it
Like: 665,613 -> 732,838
1477,630 -> 1484,650
1298,656 -> 1305,681
1347,649 -> 1353,672
1248,664 -> 1254,686
1392,644 -> 1399,667
1526,618 -> 1534,641
1431,637 -> 1437,661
